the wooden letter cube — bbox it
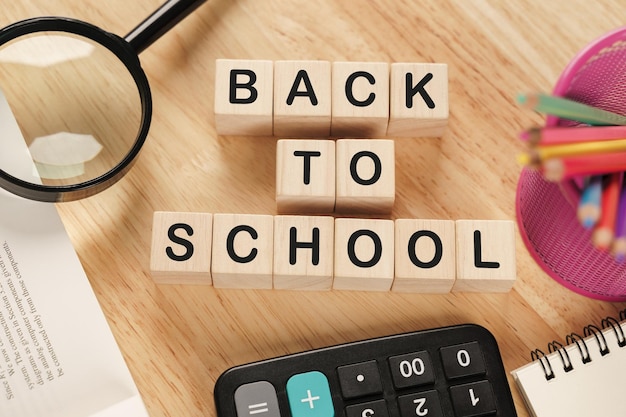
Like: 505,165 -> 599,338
276,139 -> 336,214
331,62 -> 390,138
214,59 -> 274,136
387,63 -> 449,137
150,211 -> 213,285
211,213 -> 274,289
333,218 -> 395,291
273,215 -> 334,290
453,220 -> 516,292
274,60 -> 332,137
335,139 -> 395,214
392,219 -> 456,293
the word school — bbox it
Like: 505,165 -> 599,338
151,212 -> 516,293
214,60 -> 449,138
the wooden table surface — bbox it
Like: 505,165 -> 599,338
4,1 -> 626,416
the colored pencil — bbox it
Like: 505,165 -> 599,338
516,94 -> 626,260
577,176 -> 603,229
517,138 -> 626,166
517,93 -> 626,126
592,173 -> 623,251
612,180 -> 626,262
522,125 -> 626,146
540,151 -> 626,181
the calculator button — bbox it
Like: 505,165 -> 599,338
397,390 -> 443,417
337,360 -> 383,399
449,380 -> 496,416
234,381 -> 281,417
345,399 -> 389,417
286,371 -> 334,417
439,342 -> 486,379
388,351 -> 435,389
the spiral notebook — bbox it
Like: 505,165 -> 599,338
511,310 -> 626,417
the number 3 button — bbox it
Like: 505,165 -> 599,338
388,351 -> 435,389
345,400 -> 389,417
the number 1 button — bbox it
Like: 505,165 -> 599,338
450,381 -> 496,416
287,371 -> 334,417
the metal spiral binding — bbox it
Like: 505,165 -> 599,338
565,332 -> 591,364
548,340 -> 573,372
583,324 -> 610,356
531,309 -> 626,380
601,316 -> 626,347
531,349 -> 554,380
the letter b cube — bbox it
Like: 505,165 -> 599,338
214,59 -> 274,136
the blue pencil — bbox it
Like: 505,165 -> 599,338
577,175 -> 603,229
613,178 -> 626,262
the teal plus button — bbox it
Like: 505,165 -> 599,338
286,371 -> 334,417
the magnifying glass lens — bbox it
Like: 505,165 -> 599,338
0,31 -> 143,188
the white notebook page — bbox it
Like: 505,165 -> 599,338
511,320 -> 626,417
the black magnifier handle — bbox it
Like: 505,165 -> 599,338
124,0 -> 207,54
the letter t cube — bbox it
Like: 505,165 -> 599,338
276,139 -> 336,214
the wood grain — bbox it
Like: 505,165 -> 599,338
2,1 -> 626,416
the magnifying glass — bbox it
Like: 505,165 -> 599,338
0,0 -> 206,202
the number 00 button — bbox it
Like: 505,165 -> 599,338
388,351 -> 434,389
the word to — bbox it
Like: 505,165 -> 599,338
277,139 -> 394,214
214,60 -> 448,138
151,212 -> 516,293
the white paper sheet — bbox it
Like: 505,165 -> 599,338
0,91 -> 149,416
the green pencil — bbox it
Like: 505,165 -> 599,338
517,93 -> 626,126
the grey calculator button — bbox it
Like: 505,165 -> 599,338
234,381 -> 281,417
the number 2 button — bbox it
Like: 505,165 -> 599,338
397,391 -> 443,417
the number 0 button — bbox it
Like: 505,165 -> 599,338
388,351 -> 434,389
440,342 -> 485,380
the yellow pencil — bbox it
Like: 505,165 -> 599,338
517,138 -> 626,165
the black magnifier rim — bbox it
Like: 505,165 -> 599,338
0,17 -> 152,202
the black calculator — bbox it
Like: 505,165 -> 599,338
214,324 -> 517,417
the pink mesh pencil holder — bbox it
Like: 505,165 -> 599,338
516,26 -> 626,301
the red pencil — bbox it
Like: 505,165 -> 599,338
522,125 -> 626,145
593,173 -> 623,251
541,151 -> 626,181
